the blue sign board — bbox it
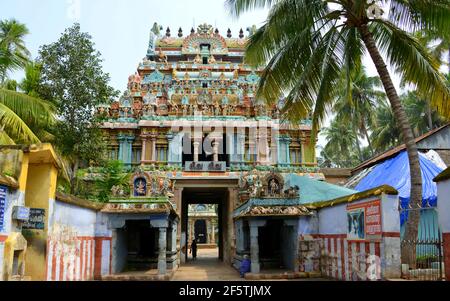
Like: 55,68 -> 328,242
0,185 -> 7,232
12,206 -> 30,221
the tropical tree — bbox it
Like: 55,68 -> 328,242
0,19 -> 30,83
321,119 -> 359,167
227,0 -> 450,266
95,160 -> 128,203
0,19 -> 55,145
333,67 -> 384,157
402,91 -> 444,136
370,100 -> 401,151
37,23 -> 118,194
19,61 -> 43,98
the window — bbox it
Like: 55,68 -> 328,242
109,148 -> 119,160
203,57 -> 208,64
132,147 -> 142,164
157,147 -> 168,162
290,148 -> 301,164
202,83 -> 208,88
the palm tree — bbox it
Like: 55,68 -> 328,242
0,19 -> 30,83
333,67 -> 385,157
322,119 -> 359,167
0,89 -> 55,144
0,19 -> 55,144
19,61 -> 43,97
402,91 -> 444,136
371,100 -> 401,152
227,0 -> 450,267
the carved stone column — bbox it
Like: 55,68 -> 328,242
227,188 -> 238,264
140,136 -> 147,164
212,140 -> 220,162
151,220 -> 168,275
249,220 -> 267,273
193,140 -> 200,162
150,133 -> 158,163
158,227 -> 167,274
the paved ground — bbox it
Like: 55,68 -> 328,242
172,248 -> 328,281
172,248 -> 243,281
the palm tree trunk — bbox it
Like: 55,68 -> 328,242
426,100 -> 433,130
353,126 -> 364,161
359,24 -> 422,269
362,124 -> 374,156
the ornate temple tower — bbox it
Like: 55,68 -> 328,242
98,23 -> 320,173
96,23 -> 324,269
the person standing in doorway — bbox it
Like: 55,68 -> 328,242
190,238 -> 198,260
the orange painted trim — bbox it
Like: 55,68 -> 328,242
94,237 -> 112,280
0,235 -> 7,242
382,232 -> 401,238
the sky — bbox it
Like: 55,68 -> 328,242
0,0 -> 405,150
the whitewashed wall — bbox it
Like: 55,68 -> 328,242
298,193 -> 401,280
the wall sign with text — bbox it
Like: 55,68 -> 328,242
22,208 -> 46,230
347,199 -> 382,240
0,185 -> 7,232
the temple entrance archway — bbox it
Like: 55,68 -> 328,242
181,187 -> 227,262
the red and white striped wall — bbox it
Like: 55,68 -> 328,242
46,236 -> 111,281
313,234 -> 382,281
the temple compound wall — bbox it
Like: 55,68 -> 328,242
233,169 -> 402,280
299,188 -> 401,280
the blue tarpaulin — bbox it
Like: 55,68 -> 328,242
355,150 -> 443,225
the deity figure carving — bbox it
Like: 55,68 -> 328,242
214,101 -> 221,116
284,185 -> 300,198
193,54 -> 202,64
269,178 -> 280,197
182,104 -> 189,116
222,104 -> 228,116
158,50 -> 168,64
133,100 -> 143,118
208,55 -> 216,64
134,178 -> 147,196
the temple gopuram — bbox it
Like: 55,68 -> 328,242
95,23 -> 324,276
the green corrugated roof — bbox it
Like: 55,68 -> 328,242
285,174 -> 357,204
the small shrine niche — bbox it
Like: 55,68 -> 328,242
134,177 -> 147,197
264,173 -> 284,198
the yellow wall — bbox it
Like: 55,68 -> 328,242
22,162 -> 58,280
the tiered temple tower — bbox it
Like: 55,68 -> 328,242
97,23 -> 320,174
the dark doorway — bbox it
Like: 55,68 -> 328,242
258,220 -> 283,270
181,187 -> 228,263
195,219 -> 207,243
125,220 -> 157,271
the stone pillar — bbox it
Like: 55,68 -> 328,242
141,136 -> 147,164
150,133 -> 157,163
167,132 -> 182,167
150,220 -> 168,275
227,188 -> 238,264
211,222 -> 216,245
235,219 -> 244,253
284,219 -> 300,272
158,227 -> 167,274
117,133 -> 134,168
213,140 -> 220,162
249,220 -> 266,273
285,136 -> 292,166
299,136 -> 306,165
193,140 -> 200,162
257,131 -> 270,165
